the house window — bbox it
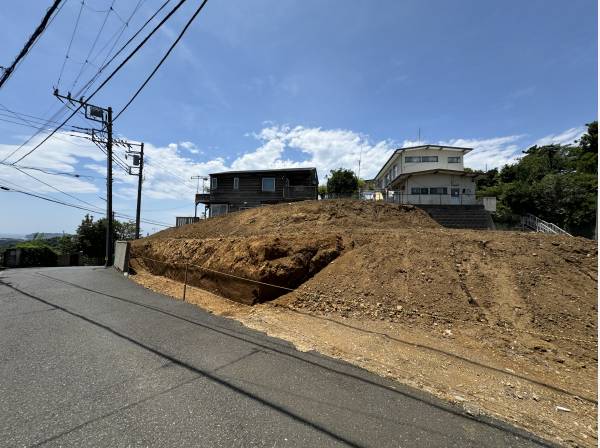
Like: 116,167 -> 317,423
233,177 -> 239,190
448,156 -> 461,163
430,187 -> 448,194
405,156 -> 438,163
210,177 -> 217,190
411,187 -> 429,194
262,177 -> 276,192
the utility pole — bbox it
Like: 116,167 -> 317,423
105,107 -> 113,267
135,143 -> 144,239
94,134 -> 144,239
54,89 -> 114,267
191,175 -> 208,218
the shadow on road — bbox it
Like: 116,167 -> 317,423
1,274 -> 552,447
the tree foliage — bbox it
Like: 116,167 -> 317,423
326,168 -> 359,196
479,121 -> 597,237
75,215 -> 137,259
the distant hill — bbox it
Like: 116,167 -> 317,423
24,233 -> 66,240
0,233 -> 25,239
0,238 -> 24,250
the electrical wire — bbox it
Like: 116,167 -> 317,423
12,165 -> 106,211
115,0 -> 209,121
75,0 -> 145,92
69,0 -> 117,90
74,0 -> 170,100
0,0 -> 65,89
1,0 -> 165,165
56,0 -> 86,87
0,183 -> 171,228
0,183 -> 104,214
0,111 -> 89,133
0,163 -> 98,180
5,0 -> 191,165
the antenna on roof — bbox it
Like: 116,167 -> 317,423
418,127 -> 421,144
358,147 -> 363,180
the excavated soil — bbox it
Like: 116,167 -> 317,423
129,199 -> 598,446
131,200 -> 435,303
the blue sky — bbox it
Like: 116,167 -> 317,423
0,0 -> 597,235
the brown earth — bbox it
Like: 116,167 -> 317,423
129,199 -> 598,446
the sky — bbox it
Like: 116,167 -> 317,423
0,0 -> 597,236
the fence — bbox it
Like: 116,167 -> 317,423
359,189 -> 480,206
126,253 -> 596,346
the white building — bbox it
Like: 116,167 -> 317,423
372,145 -> 480,206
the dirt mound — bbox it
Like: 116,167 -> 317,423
131,200 -> 436,302
280,229 -> 597,365
146,199 -> 439,240
132,198 -> 597,366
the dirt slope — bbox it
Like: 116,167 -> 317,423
129,199 -> 598,445
131,200 -> 437,302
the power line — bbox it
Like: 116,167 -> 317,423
73,0 -> 146,91
5,0 -> 192,165
1,0 -> 166,165
69,0 -> 117,90
0,183 -> 104,214
75,0 -> 170,99
0,183 -> 171,228
12,165 -> 105,211
145,157 -> 197,192
56,0 -> 86,87
0,104 -> 89,129
0,0 -> 65,89
0,111 -> 90,133
115,0 -> 210,120
0,162 -> 98,180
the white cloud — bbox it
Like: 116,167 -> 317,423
235,125 -> 396,180
441,135 -> 524,171
179,141 -> 202,154
0,125 -> 585,205
534,127 -> 584,147
0,132 -> 102,196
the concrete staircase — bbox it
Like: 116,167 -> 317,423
419,205 -> 494,230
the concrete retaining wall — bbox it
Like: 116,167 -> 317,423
114,241 -> 130,272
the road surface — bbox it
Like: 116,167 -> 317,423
0,267 -> 552,447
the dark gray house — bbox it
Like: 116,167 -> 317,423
195,167 -> 319,217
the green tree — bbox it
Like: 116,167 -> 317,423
478,121 -> 597,237
326,168 -> 359,196
317,185 -> 328,198
56,235 -> 76,255
75,215 -> 137,259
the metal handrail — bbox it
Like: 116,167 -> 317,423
521,213 -> 572,236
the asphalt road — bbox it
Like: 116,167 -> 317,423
0,266 -> 552,447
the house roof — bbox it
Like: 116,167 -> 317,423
210,167 -> 317,176
374,145 -> 473,180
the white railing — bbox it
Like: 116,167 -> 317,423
359,189 -> 479,206
521,213 -> 572,236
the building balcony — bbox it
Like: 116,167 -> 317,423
195,193 -> 211,204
